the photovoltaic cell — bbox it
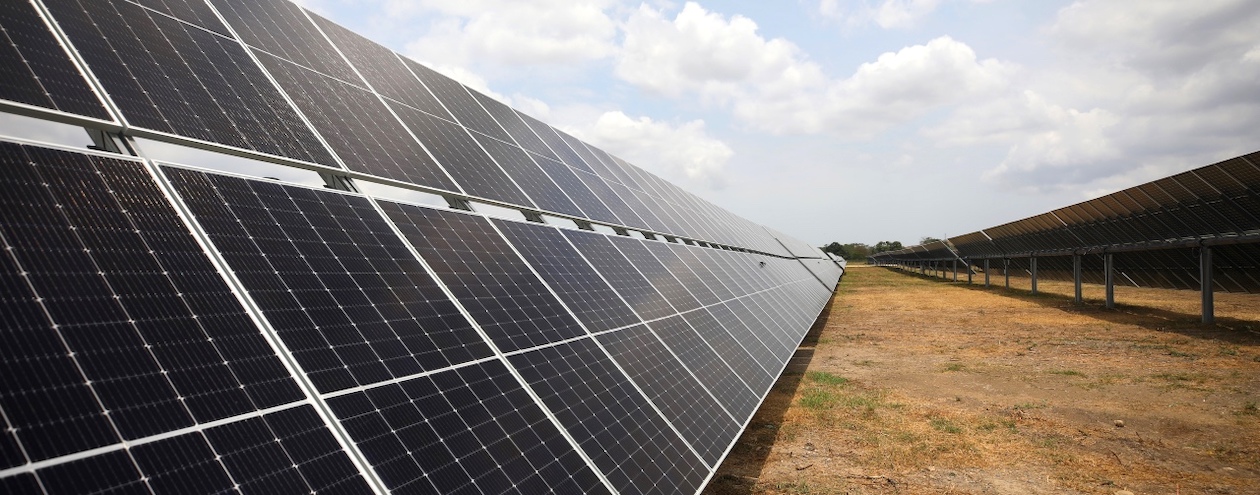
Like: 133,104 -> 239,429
669,243 -> 736,301
574,169 -> 642,227
405,62 -> 514,144
309,13 -> 453,120
515,111 -> 596,173
209,0 -> 358,83
0,143 -> 304,458
470,91 -> 561,163
165,167 -> 491,394
128,0 -> 230,36
380,202 -> 587,352
327,360 -> 608,495
474,136 -> 584,216
562,229 -> 677,321
644,241 -> 721,306
609,237 -> 702,313
508,338 -> 708,495
706,302 -> 781,369
255,51 -> 460,192
492,218 -> 641,333
649,316 -> 759,419
596,325 -> 739,466
43,0 -> 336,165
533,157 -> 621,225
0,1 -> 109,119
682,309 -> 773,395
387,104 -> 534,207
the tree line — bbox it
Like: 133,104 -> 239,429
820,237 -> 941,262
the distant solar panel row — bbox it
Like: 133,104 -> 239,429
870,151 -> 1260,293
0,0 -> 794,255
0,139 -> 836,494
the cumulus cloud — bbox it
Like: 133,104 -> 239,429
933,0 -> 1260,192
617,3 -> 1011,136
572,111 -> 734,189
386,0 -> 619,67
818,0 -> 944,29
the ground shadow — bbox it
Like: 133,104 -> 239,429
882,266 -> 1260,346
703,293 -> 837,494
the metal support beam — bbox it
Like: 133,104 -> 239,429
984,259 -> 990,287
953,259 -> 958,281
1073,254 -> 1082,305
967,260 -> 973,284
1201,247 -> 1214,324
1104,253 -> 1115,309
1030,257 -> 1038,295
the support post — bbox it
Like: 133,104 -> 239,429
1104,253 -> 1115,309
953,259 -> 958,281
1201,247 -> 1214,324
1073,254 -> 1082,305
1030,257 -> 1038,294
984,259 -> 990,287
967,260 -> 973,284
1004,259 -> 1010,289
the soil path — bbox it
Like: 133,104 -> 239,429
706,265 -> 1260,494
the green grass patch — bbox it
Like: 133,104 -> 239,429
942,363 -> 966,372
929,417 -> 963,434
799,389 -> 839,410
806,371 -> 850,387
1048,369 -> 1085,377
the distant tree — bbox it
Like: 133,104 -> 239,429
820,242 -> 870,261
920,237 -> 943,244
872,240 -> 903,253
821,242 -> 845,256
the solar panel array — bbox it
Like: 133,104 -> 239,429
0,1 -> 842,493
870,151 -> 1260,293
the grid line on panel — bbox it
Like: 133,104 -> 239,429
562,228 -> 678,321
649,315 -> 760,420
326,360 -> 608,495
0,143 -> 306,462
163,167 -> 492,395
253,50 -> 461,193
669,243 -> 736,301
208,0 -> 358,83
126,0 -> 230,35
595,325 -> 740,466
404,62 -> 515,144
0,1 -> 110,119
645,241 -> 721,306
378,201 -> 588,353
609,235 -> 703,312
682,309 -> 774,395
491,219 -> 642,333
41,0 -> 336,166
507,338 -> 709,495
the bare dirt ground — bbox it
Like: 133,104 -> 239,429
705,264 -> 1260,495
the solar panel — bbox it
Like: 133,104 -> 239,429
0,1 -> 110,119
326,360 -> 607,495
379,201 -> 588,353
507,338 -> 709,495
164,167 -> 492,394
595,325 -> 740,465
4,1 -> 842,491
492,218 -> 642,333
43,0 -> 335,165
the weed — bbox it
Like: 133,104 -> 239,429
799,389 -> 838,410
1242,401 -> 1258,416
943,363 -> 966,372
1014,401 -> 1047,410
930,417 -> 963,434
1049,369 -> 1085,377
806,371 -> 850,387
1167,349 -> 1195,358
853,359 -> 877,367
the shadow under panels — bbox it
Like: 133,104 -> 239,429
0,141 -> 370,493
41,0 -> 334,165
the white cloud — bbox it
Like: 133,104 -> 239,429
571,111 -> 734,189
818,0 -> 944,29
395,0 -> 619,67
618,4 -> 1011,136
930,0 -> 1260,193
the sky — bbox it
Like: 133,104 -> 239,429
9,0 -> 1259,248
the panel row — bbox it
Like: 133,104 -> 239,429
0,140 -> 836,494
0,0 -> 812,256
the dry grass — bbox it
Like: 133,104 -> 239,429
706,265 -> 1260,495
